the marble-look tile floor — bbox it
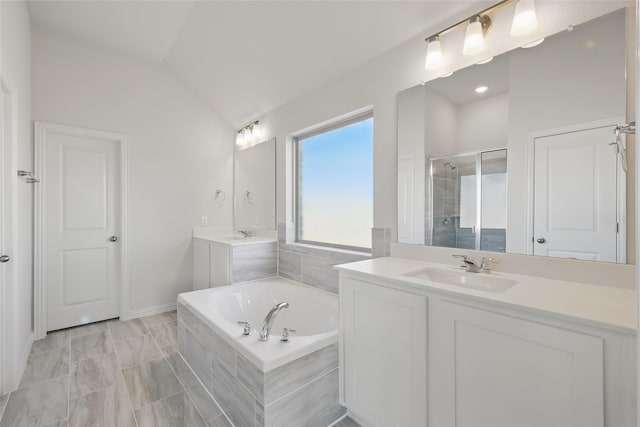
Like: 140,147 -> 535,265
0,312 -> 361,427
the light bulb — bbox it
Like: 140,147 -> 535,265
243,127 -> 252,145
511,0 -> 538,36
236,131 -> 244,146
425,36 -> 443,70
251,122 -> 262,143
463,17 -> 485,56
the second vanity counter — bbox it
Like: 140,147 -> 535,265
336,257 -> 637,427
335,256 -> 636,334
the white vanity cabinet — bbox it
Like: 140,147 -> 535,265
192,238 -> 230,289
340,276 -> 428,427
430,299 -> 606,427
339,271 -> 636,427
192,236 -> 277,289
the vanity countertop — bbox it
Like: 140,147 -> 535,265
335,257 -> 637,334
192,229 -> 276,246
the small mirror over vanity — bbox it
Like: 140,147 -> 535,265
398,5 -> 634,264
234,137 -> 276,230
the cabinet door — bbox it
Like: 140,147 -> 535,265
341,277 -> 427,427
430,301 -> 604,427
192,239 -> 210,290
210,244 -> 230,287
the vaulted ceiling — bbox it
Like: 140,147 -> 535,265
28,1 -> 477,127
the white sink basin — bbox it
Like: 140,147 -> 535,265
403,267 -> 518,293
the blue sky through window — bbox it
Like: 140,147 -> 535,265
299,117 -> 373,249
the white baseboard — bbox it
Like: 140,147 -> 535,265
10,335 -> 33,392
128,302 -> 176,320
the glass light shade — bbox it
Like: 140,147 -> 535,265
511,0 -> 538,36
243,127 -> 252,145
251,123 -> 262,142
425,38 -> 443,70
236,131 -> 244,146
463,19 -> 485,56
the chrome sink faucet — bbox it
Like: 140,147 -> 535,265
258,302 -> 289,341
452,254 -> 480,273
479,257 -> 500,273
453,255 -> 500,273
239,229 -> 253,238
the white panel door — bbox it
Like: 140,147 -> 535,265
430,301 -> 604,427
341,277 -> 427,427
45,130 -> 120,331
533,125 -> 618,261
0,74 -> 16,393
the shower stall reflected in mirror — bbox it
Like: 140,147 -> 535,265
428,149 -> 507,252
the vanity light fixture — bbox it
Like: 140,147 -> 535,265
425,35 -> 444,70
236,120 -> 262,147
423,0 -> 543,73
475,85 -> 489,94
463,15 -> 491,56
511,0 -> 538,36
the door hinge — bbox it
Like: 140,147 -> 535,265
616,222 -> 619,233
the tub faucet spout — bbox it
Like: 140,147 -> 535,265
259,302 -> 289,341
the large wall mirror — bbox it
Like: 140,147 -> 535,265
398,4 -> 635,264
234,137 -> 276,230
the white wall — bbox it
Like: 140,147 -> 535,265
1,0 -> 33,392
457,93 -> 509,153
31,28 -> 235,313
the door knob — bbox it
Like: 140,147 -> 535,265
0,255 -> 10,263
536,237 -> 546,244
109,236 -> 118,242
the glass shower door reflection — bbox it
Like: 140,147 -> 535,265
429,149 -> 506,252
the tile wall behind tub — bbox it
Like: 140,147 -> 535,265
277,224 -> 390,293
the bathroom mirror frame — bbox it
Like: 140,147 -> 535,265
233,137 -> 277,230
397,2 -> 636,264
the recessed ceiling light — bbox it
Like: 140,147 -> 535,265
475,85 -> 488,94
476,57 -> 494,65
522,38 -> 545,48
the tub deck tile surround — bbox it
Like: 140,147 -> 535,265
237,343 -> 340,405
178,297 -> 346,427
277,250 -> 303,282
232,242 -> 278,283
211,357 -> 258,427
276,223 -> 388,294
264,369 -> 343,427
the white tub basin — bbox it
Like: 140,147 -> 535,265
403,267 -> 518,293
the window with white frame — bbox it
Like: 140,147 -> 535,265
295,112 -> 373,251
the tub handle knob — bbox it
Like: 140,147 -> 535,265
281,328 -> 296,343
237,321 -> 252,336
